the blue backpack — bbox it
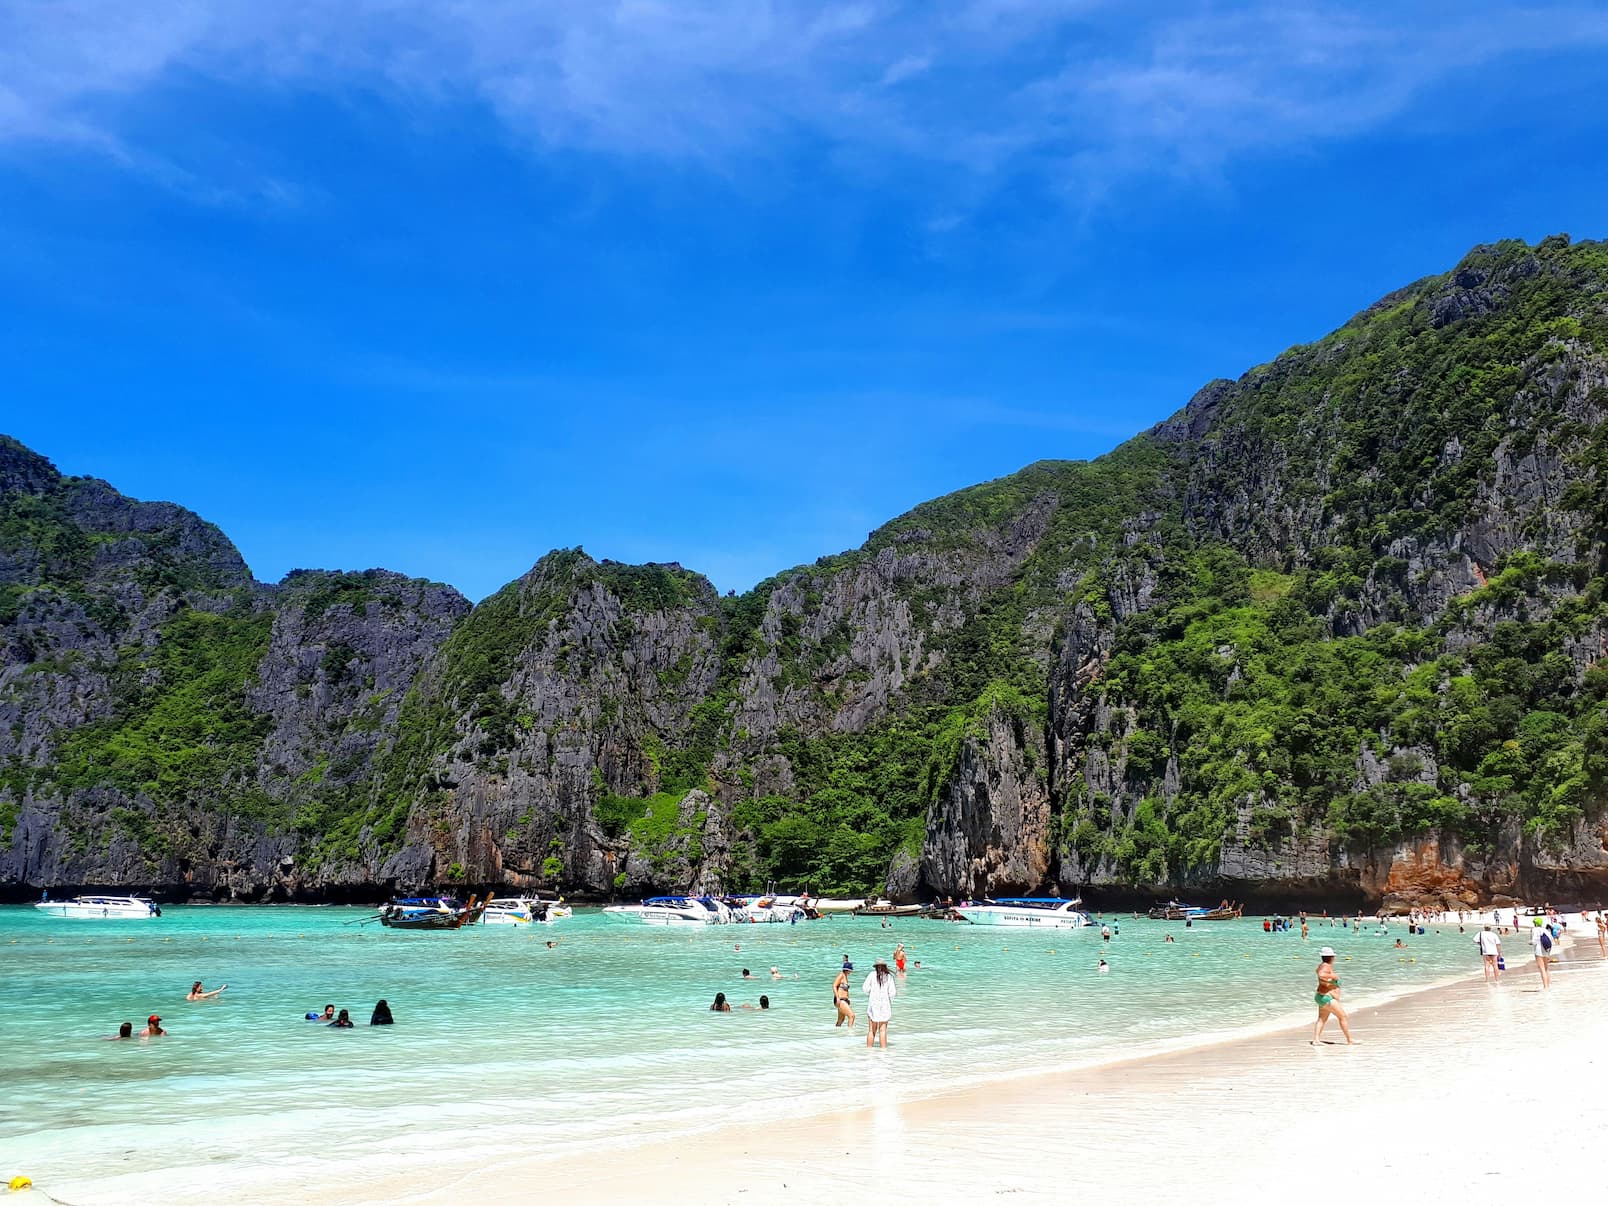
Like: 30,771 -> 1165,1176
1539,928 -> 1553,952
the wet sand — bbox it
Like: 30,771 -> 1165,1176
360,934 -> 1608,1205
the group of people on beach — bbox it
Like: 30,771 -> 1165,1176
1472,907 -> 1588,990
829,943 -> 908,1048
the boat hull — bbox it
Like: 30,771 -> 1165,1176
951,913 -> 1093,932
603,906 -> 715,926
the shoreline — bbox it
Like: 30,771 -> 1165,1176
19,913 -> 1594,1206
74,922 -> 1596,1206
394,936 -> 1605,1206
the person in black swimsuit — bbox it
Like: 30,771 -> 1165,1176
832,968 -> 856,1030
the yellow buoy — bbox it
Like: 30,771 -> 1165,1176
9,1175 -> 34,1191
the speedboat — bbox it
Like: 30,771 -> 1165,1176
952,898 -> 1091,928
33,894 -> 161,919
481,897 -> 572,925
379,895 -> 488,931
727,895 -> 812,923
602,896 -> 736,925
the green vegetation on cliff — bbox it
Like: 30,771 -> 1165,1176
5,235 -> 1608,900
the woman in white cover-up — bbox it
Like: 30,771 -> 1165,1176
863,959 -> 897,1049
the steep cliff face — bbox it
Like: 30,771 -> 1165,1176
1044,237 -> 1608,908
0,443 -> 467,898
5,235 -> 1608,906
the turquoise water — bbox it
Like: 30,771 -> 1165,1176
0,906 -> 1487,1199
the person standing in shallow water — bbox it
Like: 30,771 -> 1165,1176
1311,947 -> 1355,1045
832,967 -> 856,1030
863,959 -> 897,1049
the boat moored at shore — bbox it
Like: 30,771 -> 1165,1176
379,896 -> 488,930
481,897 -> 570,925
953,898 -> 1091,928
603,896 -> 737,925
855,899 -> 923,917
726,895 -> 815,923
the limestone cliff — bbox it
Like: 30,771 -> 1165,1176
4,235 -> 1607,907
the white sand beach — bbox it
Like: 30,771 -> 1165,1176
119,927 -> 1602,1206
420,943 -> 1605,1206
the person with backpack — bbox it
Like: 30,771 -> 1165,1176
1531,920 -> 1553,988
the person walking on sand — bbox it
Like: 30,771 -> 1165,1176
1596,911 -> 1607,958
1477,925 -> 1502,982
863,959 -> 897,1049
833,967 -> 856,1030
1311,947 -> 1355,1045
1531,921 -> 1553,988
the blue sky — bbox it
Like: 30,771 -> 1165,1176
3,1 -> 1607,600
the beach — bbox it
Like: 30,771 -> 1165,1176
75,923 -> 1603,1206
371,937 -> 1607,1206
6,910 -> 1600,1206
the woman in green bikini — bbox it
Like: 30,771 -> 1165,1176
1312,946 -> 1355,1045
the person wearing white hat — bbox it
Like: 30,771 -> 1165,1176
1311,947 -> 1355,1045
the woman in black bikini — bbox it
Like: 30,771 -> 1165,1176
832,968 -> 855,1030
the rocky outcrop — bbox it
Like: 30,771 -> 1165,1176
919,704 -> 1051,897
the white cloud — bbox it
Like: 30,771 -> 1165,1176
2,1 -> 1606,204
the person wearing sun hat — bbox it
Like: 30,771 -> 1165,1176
1311,946 -> 1354,1045
140,1014 -> 166,1038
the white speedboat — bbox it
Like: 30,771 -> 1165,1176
481,897 -> 571,925
953,897 -> 1091,928
603,896 -> 735,925
33,895 -> 161,919
729,895 -> 811,924
482,897 -> 543,925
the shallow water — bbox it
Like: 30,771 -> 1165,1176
0,905 -> 1493,1198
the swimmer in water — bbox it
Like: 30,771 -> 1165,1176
105,1022 -> 134,1040
141,1015 -> 166,1038
1097,959 -> 1109,974
186,981 -> 227,1001
1164,933 -> 1175,943
711,993 -> 732,1013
